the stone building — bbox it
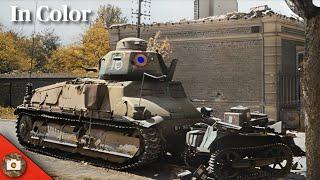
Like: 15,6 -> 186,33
194,0 -> 238,19
109,9 -> 305,129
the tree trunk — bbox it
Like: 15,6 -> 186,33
302,15 -> 320,179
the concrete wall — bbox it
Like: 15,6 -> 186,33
194,0 -> 210,19
194,0 -> 238,19
0,74 -> 75,107
213,0 -> 238,16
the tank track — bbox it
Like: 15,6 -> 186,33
183,146 -> 210,168
16,111 -> 162,170
207,143 -> 293,180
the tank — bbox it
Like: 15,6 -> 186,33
15,38 -> 202,169
184,117 -> 305,180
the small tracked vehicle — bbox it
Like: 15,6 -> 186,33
15,38 -> 202,169
184,108 -> 305,180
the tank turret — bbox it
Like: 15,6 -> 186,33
98,37 -> 177,81
115,37 -> 147,51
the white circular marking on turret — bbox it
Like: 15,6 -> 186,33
114,61 -> 123,70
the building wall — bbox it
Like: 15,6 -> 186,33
194,0 -> 210,19
172,38 -> 263,117
194,0 -> 238,19
278,24 -> 305,129
213,0 -> 238,16
262,17 -> 305,124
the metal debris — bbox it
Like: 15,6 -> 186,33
196,5 -> 276,22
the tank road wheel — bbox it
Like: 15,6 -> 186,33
16,115 -> 33,144
261,144 -> 293,178
209,149 -> 241,180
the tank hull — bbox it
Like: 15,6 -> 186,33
15,78 -> 202,169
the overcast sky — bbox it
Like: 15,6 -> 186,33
0,0 -> 319,44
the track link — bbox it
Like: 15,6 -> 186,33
16,111 -> 162,170
207,144 -> 293,180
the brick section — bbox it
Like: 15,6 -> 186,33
172,39 -> 263,117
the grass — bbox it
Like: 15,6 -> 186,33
0,106 -> 16,120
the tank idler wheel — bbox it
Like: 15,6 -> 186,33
17,115 -> 33,143
210,149 -> 241,179
261,144 -> 293,178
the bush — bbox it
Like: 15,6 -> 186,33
0,106 -> 15,120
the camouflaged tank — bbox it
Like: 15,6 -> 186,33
15,37 -> 202,169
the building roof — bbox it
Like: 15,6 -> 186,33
109,5 -> 303,30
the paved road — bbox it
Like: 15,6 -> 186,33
0,120 -> 306,180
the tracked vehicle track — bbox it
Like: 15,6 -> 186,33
207,143 -> 293,180
16,110 -> 162,170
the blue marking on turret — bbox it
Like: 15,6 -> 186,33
138,57 -> 145,64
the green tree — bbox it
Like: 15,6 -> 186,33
27,30 -> 60,72
47,20 -> 110,75
97,4 -> 128,27
46,44 -> 84,74
285,0 -> 320,179
82,20 -> 110,67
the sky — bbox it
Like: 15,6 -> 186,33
0,0 -> 319,44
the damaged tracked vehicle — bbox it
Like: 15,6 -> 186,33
15,38 -> 202,169
185,107 -> 305,180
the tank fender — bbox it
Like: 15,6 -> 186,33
122,115 -> 165,128
186,130 -> 206,147
196,126 -> 217,153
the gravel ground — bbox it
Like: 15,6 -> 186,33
0,119 -> 306,180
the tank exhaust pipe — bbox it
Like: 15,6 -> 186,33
166,59 -> 178,81
23,83 -> 33,107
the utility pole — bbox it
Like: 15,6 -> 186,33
137,0 -> 142,38
132,0 -> 151,38
30,0 -> 38,79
